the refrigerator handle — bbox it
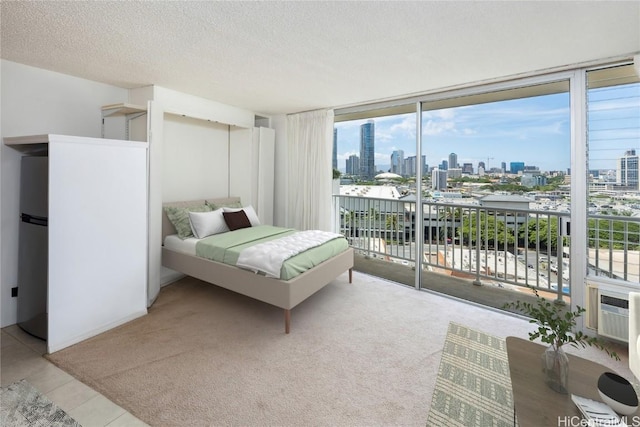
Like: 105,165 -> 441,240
21,213 -> 48,227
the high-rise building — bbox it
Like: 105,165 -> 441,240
462,163 -> 473,174
359,120 -> 375,179
404,155 -> 427,177
521,173 -> 547,187
447,168 -> 462,179
501,162 -> 507,173
432,169 -> 448,190
618,149 -> 639,189
391,150 -> 404,175
448,153 -> 458,169
346,154 -> 360,176
332,128 -> 338,171
510,162 -> 525,174
440,160 -> 448,170
478,161 -> 485,170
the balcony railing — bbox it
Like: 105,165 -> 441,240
333,194 -> 640,301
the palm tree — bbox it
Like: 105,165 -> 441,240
343,210 -> 356,239
385,213 -> 400,244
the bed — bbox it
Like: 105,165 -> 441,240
161,197 -> 354,333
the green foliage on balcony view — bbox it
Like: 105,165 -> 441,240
340,204 -> 640,252
460,214 -> 568,251
457,213 -> 639,252
449,176 -> 493,184
459,212 -> 517,248
480,183 -> 526,193
588,218 -> 640,250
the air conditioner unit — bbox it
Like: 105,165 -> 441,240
598,287 -> 630,342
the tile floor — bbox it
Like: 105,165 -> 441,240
1,325 -> 148,427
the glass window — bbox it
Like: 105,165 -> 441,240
587,64 -> 640,284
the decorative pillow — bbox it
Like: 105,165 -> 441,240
207,200 -> 242,210
223,205 -> 261,226
164,204 -> 212,239
188,208 -> 229,239
223,210 -> 252,231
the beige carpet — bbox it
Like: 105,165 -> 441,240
45,273 -> 629,426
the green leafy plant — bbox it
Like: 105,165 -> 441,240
504,287 -> 620,360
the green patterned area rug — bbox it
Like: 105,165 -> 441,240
427,322 -> 517,427
1,379 -> 81,427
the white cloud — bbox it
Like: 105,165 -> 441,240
422,119 -> 456,135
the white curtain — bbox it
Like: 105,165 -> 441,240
286,109 -> 334,231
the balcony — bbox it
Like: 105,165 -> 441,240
333,194 -> 640,313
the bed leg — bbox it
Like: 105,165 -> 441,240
284,309 -> 291,334
349,268 -> 353,283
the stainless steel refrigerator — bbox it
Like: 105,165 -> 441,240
17,155 -> 48,340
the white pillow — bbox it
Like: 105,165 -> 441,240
188,208 -> 229,239
223,205 -> 261,226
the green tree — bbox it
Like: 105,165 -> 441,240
385,213 -> 401,243
588,218 -> 640,250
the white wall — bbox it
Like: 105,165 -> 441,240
1,60 -> 128,327
162,115 -> 230,201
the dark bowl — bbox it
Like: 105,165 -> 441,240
597,372 -> 638,415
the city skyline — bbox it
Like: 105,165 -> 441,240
334,86 -> 638,174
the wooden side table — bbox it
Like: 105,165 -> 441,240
506,336 -> 639,426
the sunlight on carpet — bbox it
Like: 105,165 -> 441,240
426,322 -> 517,427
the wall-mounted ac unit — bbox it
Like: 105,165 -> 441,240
598,287 -> 630,342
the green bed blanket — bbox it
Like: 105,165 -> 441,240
195,225 -> 349,280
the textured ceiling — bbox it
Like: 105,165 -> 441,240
2,1 -> 639,116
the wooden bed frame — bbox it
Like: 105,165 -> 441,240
161,198 -> 354,333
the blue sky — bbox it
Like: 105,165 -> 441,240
334,85 -> 640,173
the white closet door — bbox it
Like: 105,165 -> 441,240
48,135 -> 148,353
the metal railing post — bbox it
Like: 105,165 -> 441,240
555,216 -> 564,303
473,207 -> 482,286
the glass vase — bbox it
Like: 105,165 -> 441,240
542,344 -> 569,393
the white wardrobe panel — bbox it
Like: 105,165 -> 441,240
148,101 -> 164,305
47,135 -> 147,353
229,128 -> 253,207
256,127 -> 275,225
162,115 -> 229,201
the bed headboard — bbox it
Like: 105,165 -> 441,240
162,197 -> 241,242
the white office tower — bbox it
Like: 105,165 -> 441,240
618,149 -> 639,190
432,168 -> 448,190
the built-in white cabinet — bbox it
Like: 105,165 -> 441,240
143,95 -> 275,304
229,127 -> 275,225
4,134 -> 148,353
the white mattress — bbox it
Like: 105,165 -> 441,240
164,234 -> 198,256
